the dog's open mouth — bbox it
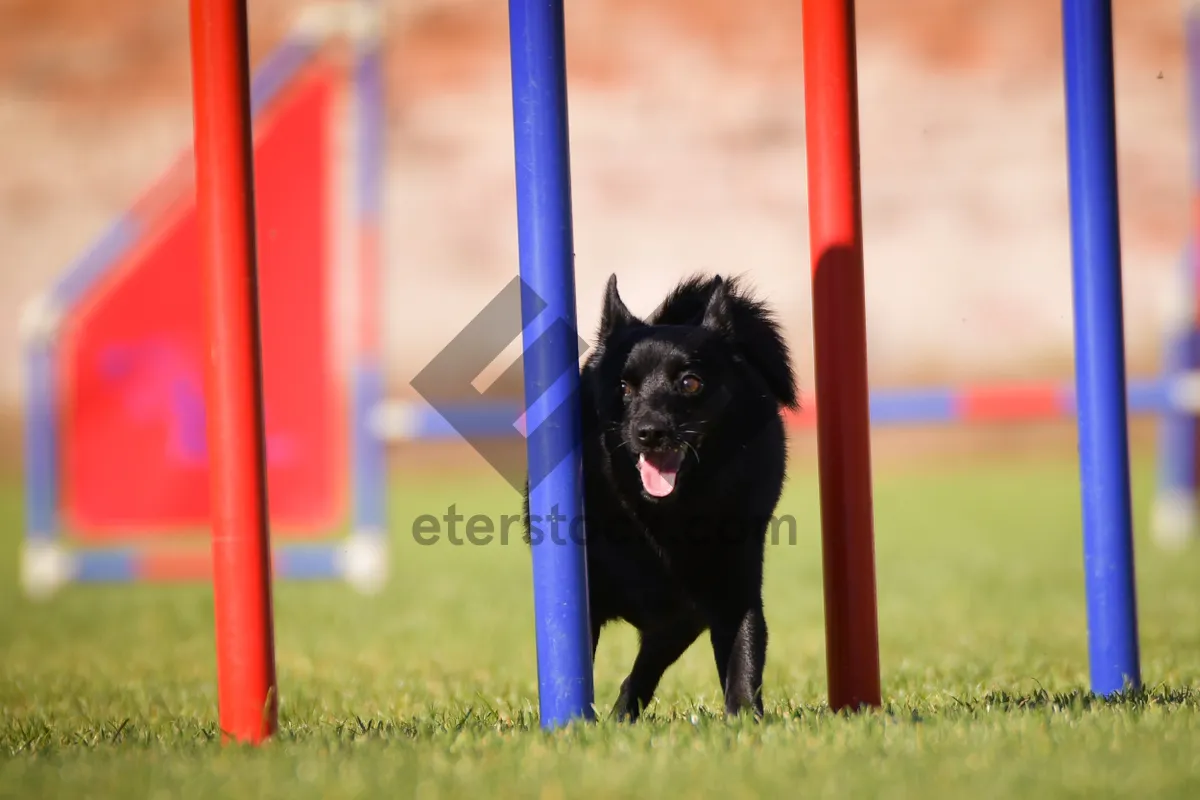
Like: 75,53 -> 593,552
637,450 -> 685,497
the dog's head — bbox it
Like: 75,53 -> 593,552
586,273 -> 798,501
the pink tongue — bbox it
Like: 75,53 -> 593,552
638,452 -> 683,497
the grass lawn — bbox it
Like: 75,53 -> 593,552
1,452 -> 1199,798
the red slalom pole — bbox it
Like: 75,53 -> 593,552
801,0 -> 882,711
188,0 -> 278,743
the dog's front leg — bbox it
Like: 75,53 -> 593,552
709,601 -> 767,718
612,619 -> 704,722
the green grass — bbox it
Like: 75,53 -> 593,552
2,455 -> 1199,798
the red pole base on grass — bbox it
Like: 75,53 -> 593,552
801,0 -> 883,712
188,0 -> 279,743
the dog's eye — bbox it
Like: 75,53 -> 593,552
620,380 -> 633,399
679,374 -> 703,395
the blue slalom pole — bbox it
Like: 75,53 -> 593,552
506,0 -> 595,727
1061,0 -> 1141,695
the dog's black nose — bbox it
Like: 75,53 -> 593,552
636,424 -> 669,449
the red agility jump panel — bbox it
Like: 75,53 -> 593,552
59,65 -> 343,540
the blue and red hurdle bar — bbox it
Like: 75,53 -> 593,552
21,0 -> 1175,740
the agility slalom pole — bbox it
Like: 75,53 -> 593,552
506,0 -> 595,728
188,0 -> 279,743
801,0 -> 882,712
1061,0 -> 1141,696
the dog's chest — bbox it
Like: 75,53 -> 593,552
590,512 -> 738,620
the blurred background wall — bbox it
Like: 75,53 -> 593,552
0,0 -> 1188,427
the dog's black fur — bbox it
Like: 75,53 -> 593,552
523,273 -> 798,721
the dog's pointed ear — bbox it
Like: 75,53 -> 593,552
599,274 -> 640,337
700,277 -> 733,333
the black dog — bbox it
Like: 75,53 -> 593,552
525,273 -> 798,721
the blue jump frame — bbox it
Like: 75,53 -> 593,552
20,7 -> 388,595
